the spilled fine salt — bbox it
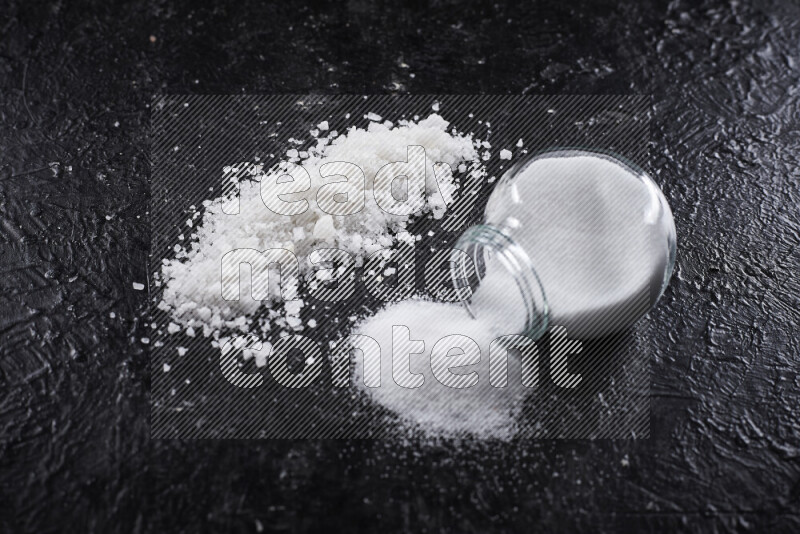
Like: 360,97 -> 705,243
353,298 -> 527,439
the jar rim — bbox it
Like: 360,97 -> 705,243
453,224 -> 549,340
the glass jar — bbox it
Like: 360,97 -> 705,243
452,149 -> 676,340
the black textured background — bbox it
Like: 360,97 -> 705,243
1,0 -> 799,532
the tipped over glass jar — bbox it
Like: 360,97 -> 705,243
453,149 -> 676,340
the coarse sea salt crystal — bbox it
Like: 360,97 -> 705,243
313,215 -> 337,240
284,299 -> 304,316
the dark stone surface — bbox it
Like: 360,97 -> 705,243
1,0 -> 798,532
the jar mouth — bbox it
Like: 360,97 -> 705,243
452,224 -> 549,339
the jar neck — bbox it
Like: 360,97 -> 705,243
452,224 -> 549,339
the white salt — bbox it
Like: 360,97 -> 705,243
353,298 -> 527,439
159,114 -> 479,337
483,154 -> 668,338
156,114 -> 663,440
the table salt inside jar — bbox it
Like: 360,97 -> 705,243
453,150 -> 677,340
